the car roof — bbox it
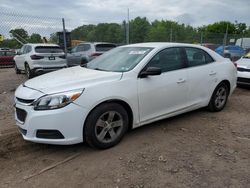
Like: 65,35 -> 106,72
24,43 -> 60,47
123,42 -> 206,49
79,42 -> 116,45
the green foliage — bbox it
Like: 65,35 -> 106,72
130,17 -> 150,43
9,28 -> 29,42
29,33 -> 42,43
2,19 -> 250,49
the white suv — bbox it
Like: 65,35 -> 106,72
14,43 -> 237,149
14,43 -> 67,78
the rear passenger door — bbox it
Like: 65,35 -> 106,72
184,47 -> 217,107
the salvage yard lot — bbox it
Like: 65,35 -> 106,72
0,68 -> 249,187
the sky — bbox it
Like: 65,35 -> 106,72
0,0 -> 249,37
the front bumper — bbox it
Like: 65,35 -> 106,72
15,102 -> 88,145
237,71 -> 250,86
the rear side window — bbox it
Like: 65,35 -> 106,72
95,44 -> 116,52
185,47 -> 214,67
35,46 -> 63,53
147,47 -> 184,73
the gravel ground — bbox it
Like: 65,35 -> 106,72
0,68 -> 249,188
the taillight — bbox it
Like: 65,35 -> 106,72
30,55 -> 44,60
91,52 -> 102,57
59,55 -> 66,59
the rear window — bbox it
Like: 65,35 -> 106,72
95,44 -> 116,52
35,46 -> 64,53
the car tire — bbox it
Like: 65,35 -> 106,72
208,82 -> 229,112
84,103 -> 129,149
25,64 -> 34,79
14,63 -> 21,74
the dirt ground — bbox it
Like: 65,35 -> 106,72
0,68 -> 249,188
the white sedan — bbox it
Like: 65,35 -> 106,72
236,52 -> 250,86
14,43 -> 237,149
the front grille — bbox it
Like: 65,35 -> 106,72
237,67 -> 250,72
18,127 -> 27,136
36,130 -> 65,139
16,97 -> 35,104
16,107 -> 27,123
237,77 -> 250,83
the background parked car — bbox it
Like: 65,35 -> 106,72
236,52 -> 250,86
201,43 -> 220,51
66,42 -> 117,67
14,43 -> 67,78
0,49 -> 16,67
215,45 -> 245,60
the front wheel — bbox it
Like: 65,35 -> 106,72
208,83 -> 229,112
14,63 -> 21,74
84,103 -> 129,149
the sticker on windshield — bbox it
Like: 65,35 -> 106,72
129,50 -> 147,55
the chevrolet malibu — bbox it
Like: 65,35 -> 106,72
14,43 -> 237,149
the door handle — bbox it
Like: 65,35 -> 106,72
209,71 -> 217,76
177,78 -> 186,84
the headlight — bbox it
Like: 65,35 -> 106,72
33,89 -> 84,110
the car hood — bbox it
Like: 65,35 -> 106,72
236,58 -> 250,68
24,66 -> 123,94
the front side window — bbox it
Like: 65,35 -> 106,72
20,45 -> 26,54
87,47 -> 153,72
185,47 -> 214,67
146,47 -> 184,73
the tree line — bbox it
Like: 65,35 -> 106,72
70,18 -> 250,44
1,17 -> 250,49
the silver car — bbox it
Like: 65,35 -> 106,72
66,42 -> 116,67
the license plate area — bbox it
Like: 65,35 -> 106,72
48,56 -> 55,60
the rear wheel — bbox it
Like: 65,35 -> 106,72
25,64 -> 34,79
84,103 -> 128,149
14,63 -> 21,74
208,83 -> 229,112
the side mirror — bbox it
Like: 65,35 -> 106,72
80,57 -> 89,67
139,67 -> 162,78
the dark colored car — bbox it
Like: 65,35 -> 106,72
0,50 -> 16,67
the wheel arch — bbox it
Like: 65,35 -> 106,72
220,79 -> 231,93
83,99 -> 134,139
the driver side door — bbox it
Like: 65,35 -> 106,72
138,47 -> 188,124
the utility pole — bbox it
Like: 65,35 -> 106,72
200,32 -> 203,45
126,8 -> 130,44
223,24 -> 229,56
62,18 -> 67,54
170,27 -> 173,42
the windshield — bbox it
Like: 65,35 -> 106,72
87,47 -> 153,72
